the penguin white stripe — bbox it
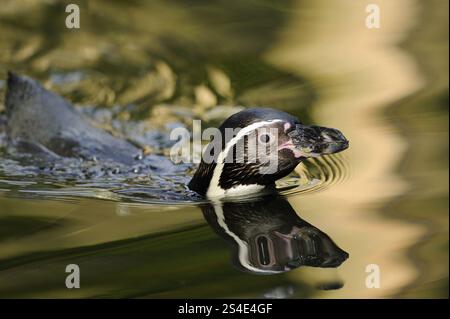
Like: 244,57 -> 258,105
206,120 -> 282,198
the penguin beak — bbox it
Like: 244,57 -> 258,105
288,124 -> 349,157
316,126 -> 349,154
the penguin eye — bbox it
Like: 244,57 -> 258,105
259,134 -> 271,144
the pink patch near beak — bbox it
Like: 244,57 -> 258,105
283,122 -> 292,132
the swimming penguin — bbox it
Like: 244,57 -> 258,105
3,72 -> 348,199
188,108 -> 349,198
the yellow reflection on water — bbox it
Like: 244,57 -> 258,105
266,0 -> 447,298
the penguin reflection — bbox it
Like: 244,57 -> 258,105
202,195 -> 349,274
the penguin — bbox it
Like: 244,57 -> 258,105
3,73 -> 348,200
188,108 -> 349,198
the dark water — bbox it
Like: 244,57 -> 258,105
0,0 -> 448,298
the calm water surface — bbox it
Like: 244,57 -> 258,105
0,0 -> 448,298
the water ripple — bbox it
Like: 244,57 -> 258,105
277,153 -> 350,197
0,153 -> 349,205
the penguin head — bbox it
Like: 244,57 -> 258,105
188,108 -> 348,198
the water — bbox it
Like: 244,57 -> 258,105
0,0 -> 448,298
